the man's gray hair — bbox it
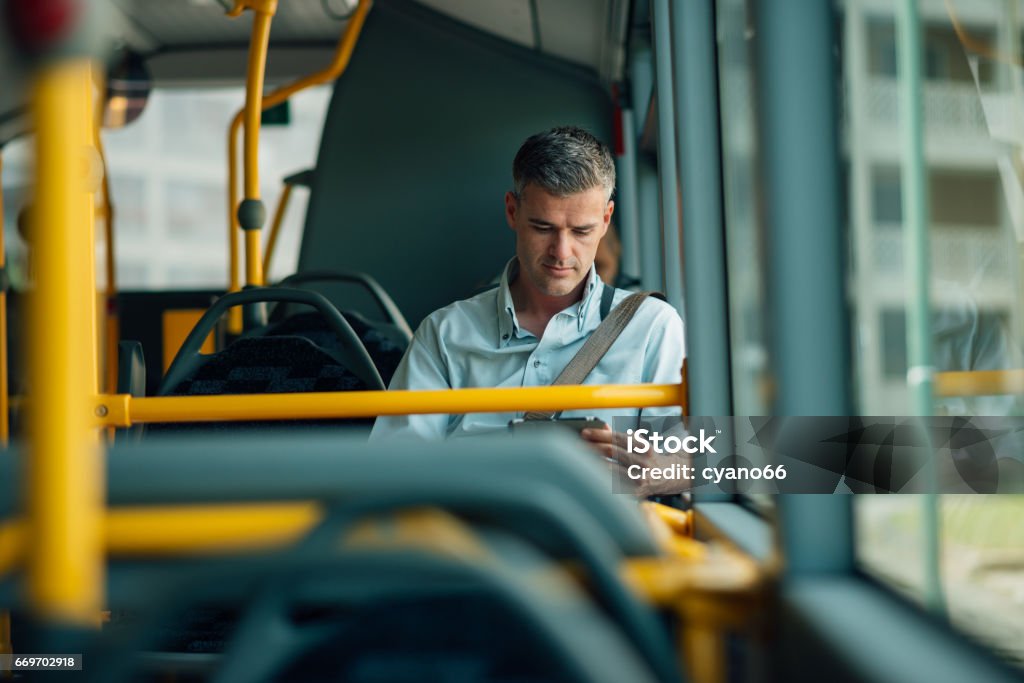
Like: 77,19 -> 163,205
512,126 -> 615,201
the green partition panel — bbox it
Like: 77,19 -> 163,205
300,0 -> 613,328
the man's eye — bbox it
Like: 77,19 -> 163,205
573,229 -> 593,237
533,226 -> 552,232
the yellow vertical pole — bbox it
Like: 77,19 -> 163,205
225,0 -> 370,332
245,228 -> 263,286
237,0 -> 277,290
27,58 -> 104,627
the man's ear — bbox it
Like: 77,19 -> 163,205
505,191 -> 518,230
601,200 -> 615,236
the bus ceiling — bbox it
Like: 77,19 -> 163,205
111,0 -> 631,87
0,0 -> 632,148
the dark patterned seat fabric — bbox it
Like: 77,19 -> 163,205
168,336 -> 366,396
156,335 -> 372,431
262,310 -> 407,386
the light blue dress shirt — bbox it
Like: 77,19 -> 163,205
370,259 -> 686,440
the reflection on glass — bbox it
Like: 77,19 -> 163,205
717,0 -> 770,417
848,0 -> 1024,669
716,0 -> 773,513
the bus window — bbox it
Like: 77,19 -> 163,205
102,85 -> 331,289
715,0 -> 774,516
0,135 -> 32,291
716,0 -> 770,419
846,0 -> 1024,669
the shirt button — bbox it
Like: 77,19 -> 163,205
502,334 -> 509,340
533,360 -> 541,368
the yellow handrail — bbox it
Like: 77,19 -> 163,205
93,382 -> 685,427
0,505 -> 486,572
262,181 -> 293,276
226,0 -> 373,330
934,369 -> 1024,397
228,0 -> 278,296
0,504 -> 545,575
28,58 -> 104,627
0,504 -> 714,577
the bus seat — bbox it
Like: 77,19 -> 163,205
154,288 -> 383,431
160,287 -> 384,397
273,269 -> 414,342
108,434 -> 657,557
260,309 -> 406,385
92,539 -> 666,683
226,540 -> 665,683
100,435 -> 681,683
165,336 -> 365,396
157,336 -> 372,431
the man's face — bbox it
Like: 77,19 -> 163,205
505,183 -> 613,298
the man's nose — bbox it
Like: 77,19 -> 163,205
550,231 -> 572,261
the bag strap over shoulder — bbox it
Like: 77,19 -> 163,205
599,284 -> 615,320
524,288 -> 660,421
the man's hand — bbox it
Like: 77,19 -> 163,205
580,425 -> 630,461
581,425 -> 691,498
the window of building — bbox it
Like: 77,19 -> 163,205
872,166 -> 1001,228
717,0 -> 771,419
101,85 -> 332,290
866,18 -> 995,83
872,166 -> 903,224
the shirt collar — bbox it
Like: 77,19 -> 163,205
575,263 -> 602,331
496,258 -> 520,347
495,258 -> 604,346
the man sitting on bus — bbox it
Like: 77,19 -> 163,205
370,126 -> 685,447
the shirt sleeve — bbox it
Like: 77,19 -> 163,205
369,316 -> 452,440
639,302 -> 686,418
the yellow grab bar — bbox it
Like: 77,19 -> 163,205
934,369 -> 1024,397
226,0 -> 373,329
0,505 -> 486,571
0,505 -> 316,572
94,383 -> 685,427
28,58 -> 104,627
227,0 -> 278,295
